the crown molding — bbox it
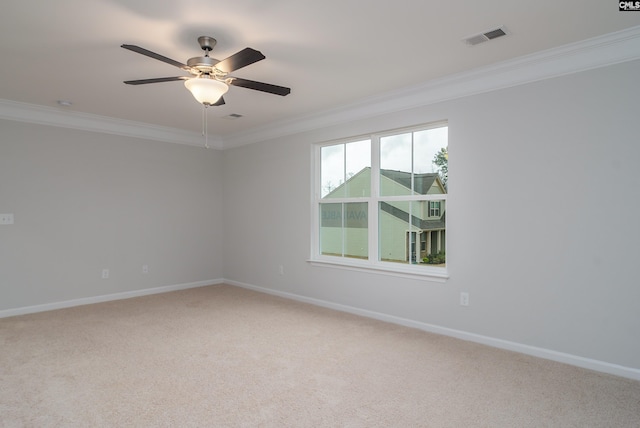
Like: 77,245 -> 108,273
221,25 -> 640,149
2,26 -> 639,150
0,99 -> 222,149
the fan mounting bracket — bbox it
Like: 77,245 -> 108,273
198,36 -> 217,52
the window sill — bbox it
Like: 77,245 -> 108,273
307,257 -> 449,282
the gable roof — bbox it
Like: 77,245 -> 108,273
380,170 -> 445,194
324,167 -> 446,231
325,167 -> 446,197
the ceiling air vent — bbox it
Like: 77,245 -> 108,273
463,26 -> 507,46
222,113 -> 243,120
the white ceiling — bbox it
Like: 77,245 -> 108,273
1,0 -> 639,146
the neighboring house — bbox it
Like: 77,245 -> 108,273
321,167 -> 446,264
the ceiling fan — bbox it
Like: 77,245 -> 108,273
121,36 -> 291,106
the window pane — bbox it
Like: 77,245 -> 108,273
379,199 -> 446,266
321,144 -> 344,198
415,127 -> 448,191
345,140 -> 371,197
320,202 -> 368,259
321,140 -> 371,199
379,201 -> 415,263
420,198 -> 446,266
380,127 -> 448,196
380,133 -> 411,196
344,202 -> 368,259
320,203 -> 342,256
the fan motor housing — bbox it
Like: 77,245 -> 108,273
187,56 -> 220,74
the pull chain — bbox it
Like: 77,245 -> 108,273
202,103 -> 209,149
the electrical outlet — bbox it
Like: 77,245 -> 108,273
142,265 -> 149,274
101,269 -> 109,279
0,213 -> 14,225
460,292 -> 469,306
278,265 -> 284,275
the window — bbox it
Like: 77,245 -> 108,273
312,122 -> 448,280
429,201 -> 441,217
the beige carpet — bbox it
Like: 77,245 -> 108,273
1,285 -> 639,427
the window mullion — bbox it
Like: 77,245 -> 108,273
312,145 -> 320,258
371,135 -> 380,197
341,202 -> 345,257
370,135 -> 380,263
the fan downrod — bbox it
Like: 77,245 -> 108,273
187,36 -> 221,74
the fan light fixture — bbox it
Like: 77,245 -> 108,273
184,77 -> 228,105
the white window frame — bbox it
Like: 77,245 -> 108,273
309,121 -> 449,282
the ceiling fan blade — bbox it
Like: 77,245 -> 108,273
123,76 -> 189,85
215,48 -> 265,73
229,77 -> 291,96
121,44 -> 190,71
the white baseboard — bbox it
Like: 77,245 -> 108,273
0,278 -> 224,318
3,277 -> 638,381
225,279 -> 640,381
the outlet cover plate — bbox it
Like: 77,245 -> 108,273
460,292 -> 469,306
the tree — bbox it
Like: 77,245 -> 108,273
433,146 -> 448,188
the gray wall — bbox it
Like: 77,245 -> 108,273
222,60 -> 640,370
0,121 -> 224,309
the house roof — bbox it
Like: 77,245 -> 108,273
380,203 -> 446,231
325,167 -> 446,197
325,167 -> 446,231
380,170 -> 445,194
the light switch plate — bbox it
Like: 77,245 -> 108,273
0,214 -> 14,225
